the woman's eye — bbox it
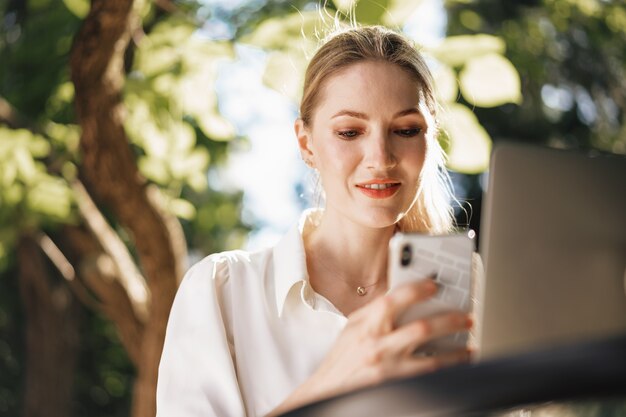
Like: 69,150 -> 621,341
395,128 -> 422,138
337,130 -> 360,139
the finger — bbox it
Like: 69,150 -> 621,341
384,279 -> 438,321
381,311 -> 471,356
390,348 -> 472,380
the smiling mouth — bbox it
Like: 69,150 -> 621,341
356,182 -> 401,199
358,183 -> 400,190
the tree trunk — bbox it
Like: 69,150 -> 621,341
70,1 -> 187,416
18,235 -> 80,417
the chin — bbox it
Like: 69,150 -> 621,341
358,208 -> 404,230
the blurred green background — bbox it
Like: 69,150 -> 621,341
0,0 -> 624,416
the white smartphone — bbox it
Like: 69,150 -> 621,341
388,230 -> 475,353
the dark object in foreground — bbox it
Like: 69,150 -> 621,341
279,334 -> 626,417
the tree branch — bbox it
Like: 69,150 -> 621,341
36,232 -> 102,312
56,226 -> 146,368
72,180 -> 149,322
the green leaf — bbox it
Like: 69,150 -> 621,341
262,51 -> 306,103
333,0 -> 357,13
433,64 -> 458,103
240,11 -> 328,52
197,114 -> 235,142
382,0 -> 424,27
138,156 -> 170,184
441,104 -> 491,174
170,122 -> 196,154
1,161 -> 18,188
459,53 -> 522,107
355,0 -> 391,25
26,177 -> 73,219
147,18 -> 196,48
2,184 -> 24,206
169,148 -> 209,180
45,122 -> 80,151
428,34 -> 505,67
62,0 -> 89,18
14,147 -> 39,184
168,198 -> 196,220
187,172 -> 208,193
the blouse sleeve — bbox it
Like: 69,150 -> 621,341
156,255 -> 246,417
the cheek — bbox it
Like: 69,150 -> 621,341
315,136 -> 360,175
399,139 -> 427,174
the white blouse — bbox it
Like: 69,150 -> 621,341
156,210 -> 484,417
156,210 -> 348,417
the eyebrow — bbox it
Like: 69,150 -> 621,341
331,108 -> 422,120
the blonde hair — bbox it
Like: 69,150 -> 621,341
300,25 -> 454,234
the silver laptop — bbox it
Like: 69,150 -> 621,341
476,142 -> 626,360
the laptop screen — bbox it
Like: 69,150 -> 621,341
476,142 -> 626,360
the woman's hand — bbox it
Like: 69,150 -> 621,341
268,279 -> 472,415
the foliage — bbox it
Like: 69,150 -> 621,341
446,0 -> 626,154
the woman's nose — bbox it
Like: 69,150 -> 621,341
364,132 -> 397,170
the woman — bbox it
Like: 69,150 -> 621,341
156,25 -> 473,417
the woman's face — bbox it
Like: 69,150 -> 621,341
296,60 -> 430,229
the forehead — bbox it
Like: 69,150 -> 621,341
314,61 -> 422,118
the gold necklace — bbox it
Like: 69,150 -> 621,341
336,276 -> 385,296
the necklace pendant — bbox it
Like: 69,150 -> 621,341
356,286 -> 366,296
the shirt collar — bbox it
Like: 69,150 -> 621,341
272,208 -> 322,316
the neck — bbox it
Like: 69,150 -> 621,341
304,209 -> 395,313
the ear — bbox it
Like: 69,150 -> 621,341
294,118 -> 315,168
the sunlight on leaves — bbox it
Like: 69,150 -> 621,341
145,18 -> 196,50
62,0 -> 89,18
187,172 -> 209,193
240,10 -> 329,53
333,0 -> 357,13
441,103 -> 491,174
567,0 -> 602,17
169,148 -> 210,180
26,178 -> 73,219
14,148 -> 39,185
262,51 -> 307,102
459,53 -> 522,107
382,0 -> 423,27
433,64 -> 458,103
198,114 -> 236,142
242,10 -> 348,102
2,184 -> 24,206
45,122 -> 81,151
167,198 -> 197,220
429,34 -> 505,67
137,156 -> 169,185
171,123 -> 196,153
0,128 -> 50,158
138,49 -> 182,78
1,160 -> 17,188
